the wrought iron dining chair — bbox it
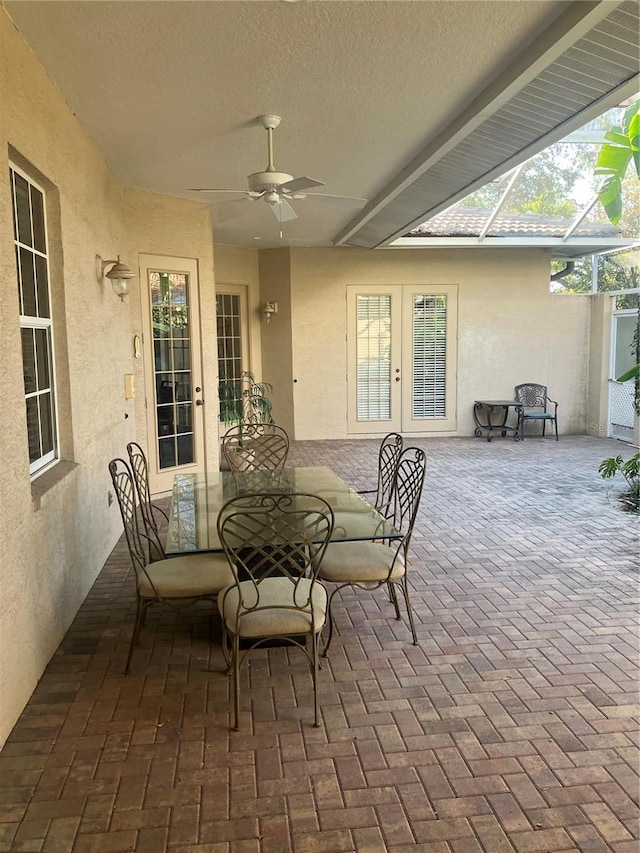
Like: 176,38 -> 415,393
126,441 -> 169,560
514,383 -> 559,440
109,458 -> 235,675
317,447 -> 426,655
217,492 -> 334,730
358,432 -> 403,518
222,423 -> 290,472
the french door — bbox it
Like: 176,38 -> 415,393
216,285 -> 249,439
347,284 -> 458,434
140,255 -> 206,493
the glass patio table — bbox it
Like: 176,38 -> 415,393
165,466 -> 402,554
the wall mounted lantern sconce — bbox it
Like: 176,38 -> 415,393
263,301 -> 278,324
96,254 -> 135,301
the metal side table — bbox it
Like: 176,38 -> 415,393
473,400 -> 522,442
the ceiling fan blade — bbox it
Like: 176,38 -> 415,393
210,196 -> 255,207
280,176 -> 325,193
269,199 -> 298,222
188,187 -> 248,193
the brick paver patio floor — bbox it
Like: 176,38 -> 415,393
1,436 -> 638,852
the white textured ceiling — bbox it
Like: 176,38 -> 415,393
3,0 -> 607,248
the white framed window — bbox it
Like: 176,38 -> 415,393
10,164 -> 59,477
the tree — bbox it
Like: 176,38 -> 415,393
461,146 -> 587,218
595,99 -> 640,225
459,104 -> 639,296
554,248 -> 640,296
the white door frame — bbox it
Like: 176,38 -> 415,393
140,254 -> 206,493
216,284 -> 250,439
347,284 -> 458,435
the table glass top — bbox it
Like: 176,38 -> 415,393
165,466 -> 402,554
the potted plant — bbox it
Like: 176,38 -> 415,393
218,371 -> 275,471
219,370 -> 274,427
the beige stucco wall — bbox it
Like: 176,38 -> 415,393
547,294 -> 591,435
126,190 -> 219,474
0,10 -> 218,747
286,246 -> 589,440
0,10 -> 134,746
259,249 -> 294,435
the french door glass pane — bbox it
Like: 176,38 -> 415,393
158,437 -> 176,469
175,374 -> 191,402
149,271 -> 194,470
356,295 -> 391,421
172,340 -> 190,370
177,435 -> 194,465
176,403 -> 192,433
412,294 -> 447,418
154,339 -> 171,370
216,293 -> 243,421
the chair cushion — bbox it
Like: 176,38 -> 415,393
138,553 -> 235,599
317,540 -> 405,584
331,510 -> 390,540
522,412 -> 554,420
218,577 -> 327,637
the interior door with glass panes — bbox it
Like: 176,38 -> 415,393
216,285 -> 249,439
347,284 -> 457,435
140,255 -> 205,493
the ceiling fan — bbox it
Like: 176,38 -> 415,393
189,114 -> 366,224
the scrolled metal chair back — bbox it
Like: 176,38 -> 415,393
217,493 -> 333,606
126,442 -> 166,561
391,447 -> 426,550
108,458 -> 162,595
222,423 -> 290,472
515,383 -> 548,409
127,442 -> 155,528
376,432 -> 403,516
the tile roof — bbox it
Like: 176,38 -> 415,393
406,205 -> 620,239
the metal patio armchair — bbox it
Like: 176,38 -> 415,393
514,383 -> 559,440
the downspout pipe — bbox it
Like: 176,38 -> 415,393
551,261 -> 575,282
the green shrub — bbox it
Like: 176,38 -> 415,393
598,452 -> 640,513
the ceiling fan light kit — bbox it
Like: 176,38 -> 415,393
189,114 -> 367,231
